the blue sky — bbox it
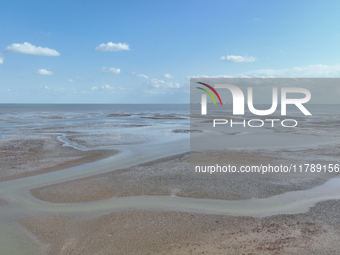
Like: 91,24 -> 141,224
1,0 -> 340,103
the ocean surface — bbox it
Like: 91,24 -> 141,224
1,103 -> 339,150
0,104 -> 190,148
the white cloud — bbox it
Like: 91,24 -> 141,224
243,64 -> 340,78
102,84 -> 114,89
145,78 -> 181,89
100,84 -> 115,93
220,55 -> 256,63
103,84 -> 115,90
147,78 -> 165,88
163,74 -> 174,79
133,72 -> 181,90
0,54 -> 3,64
101,66 -> 121,74
138,74 -> 149,79
187,74 -> 233,80
95,42 -> 130,52
167,82 -> 180,88
133,72 -> 149,79
44,86 -> 49,89
66,79 -> 73,82
143,90 -> 167,95
6,42 -> 60,56
90,84 -> 128,93
36,69 -> 53,75
188,64 -> 340,80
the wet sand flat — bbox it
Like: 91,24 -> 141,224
0,135 -> 118,182
31,151 -> 327,203
2,104 -> 340,255
0,198 -> 7,205
21,201 -> 340,255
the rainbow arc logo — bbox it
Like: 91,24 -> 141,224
196,82 -> 223,106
